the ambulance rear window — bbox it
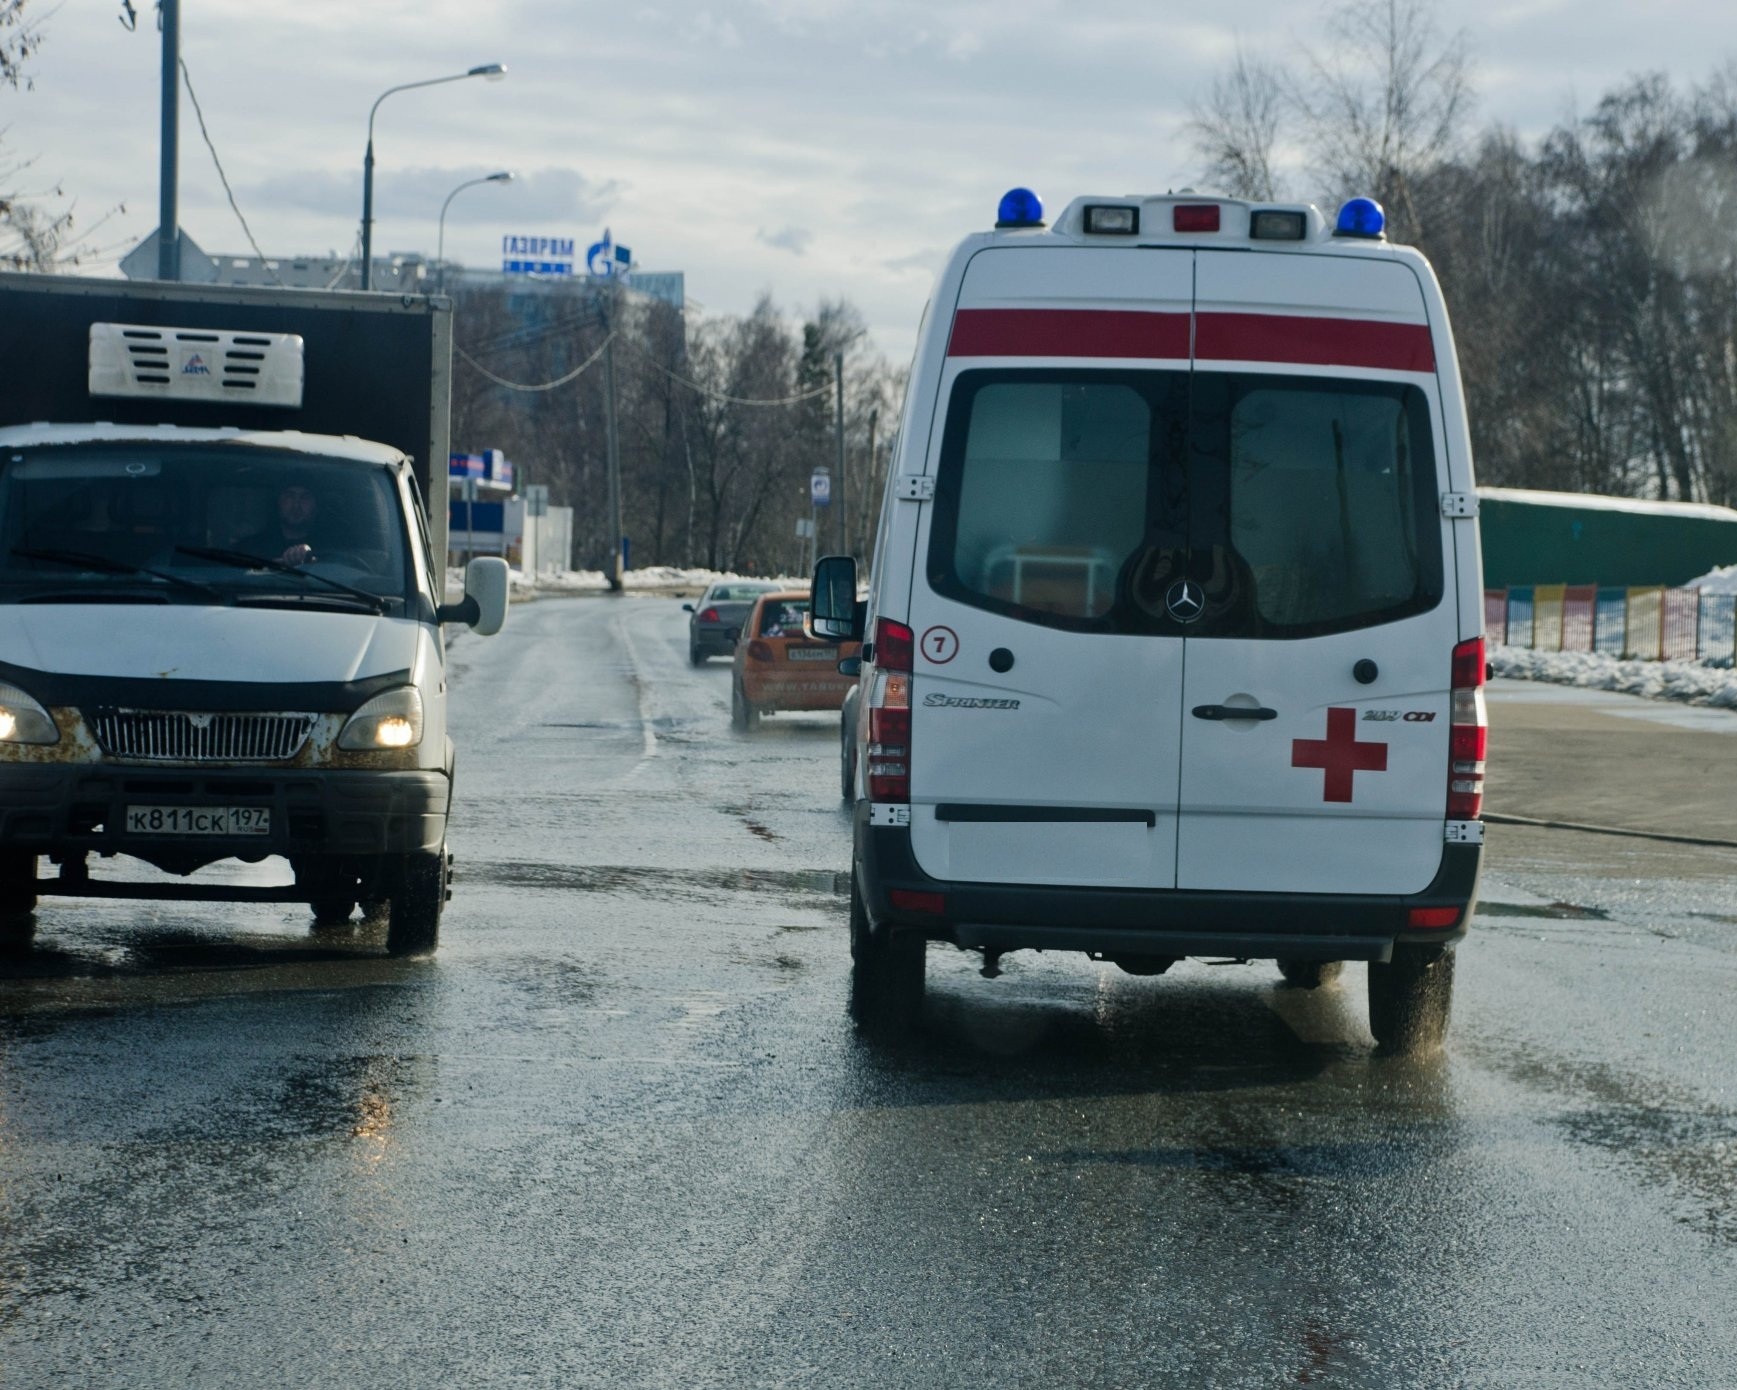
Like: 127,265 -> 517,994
927,368 -> 1442,638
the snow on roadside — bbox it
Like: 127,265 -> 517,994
1688,563 -> 1737,595
1491,645 -> 1737,710
447,564 -> 806,599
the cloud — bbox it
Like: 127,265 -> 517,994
244,166 -> 621,225
757,225 -> 814,255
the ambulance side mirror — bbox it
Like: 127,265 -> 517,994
808,555 -> 861,643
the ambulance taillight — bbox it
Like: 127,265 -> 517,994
866,618 -> 914,802
1448,637 -> 1487,819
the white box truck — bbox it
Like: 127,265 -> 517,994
0,272 -> 508,955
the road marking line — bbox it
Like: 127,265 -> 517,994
613,610 -> 660,760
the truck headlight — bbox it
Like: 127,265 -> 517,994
0,681 -> 59,745
337,686 -> 424,750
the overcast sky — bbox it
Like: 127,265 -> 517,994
4,1 -> 1733,360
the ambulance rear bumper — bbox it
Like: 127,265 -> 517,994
853,809 -> 1480,963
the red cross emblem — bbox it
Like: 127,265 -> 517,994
1291,707 -> 1388,803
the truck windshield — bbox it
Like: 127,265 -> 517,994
0,444 -> 411,609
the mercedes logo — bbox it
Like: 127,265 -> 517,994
1165,579 -> 1205,623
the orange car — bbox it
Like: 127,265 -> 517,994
731,590 -> 860,729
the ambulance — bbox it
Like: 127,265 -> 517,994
809,190 -> 1485,1053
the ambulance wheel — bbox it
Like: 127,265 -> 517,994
1367,944 -> 1455,1054
848,870 -> 923,1026
1277,958 -> 1344,989
385,848 -> 445,957
0,850 -> 38,927
840,726 -> 855,802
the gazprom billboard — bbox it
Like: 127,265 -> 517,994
502,235 -> 575,276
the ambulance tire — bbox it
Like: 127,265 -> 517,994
0,850 -> 37,929
385,848 -> 445,957
1367,944 -> 1455,1055
1277,958 -> 1344,989
848,870 -> 923,1027
840,725 -> 855,802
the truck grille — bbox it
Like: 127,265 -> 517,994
89,710 -> 317,762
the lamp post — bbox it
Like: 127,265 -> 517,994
437,171 -> 514,293
361,63 -> 506,291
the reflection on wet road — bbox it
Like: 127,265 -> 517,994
2,597 -> 1734,1386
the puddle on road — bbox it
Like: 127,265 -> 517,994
1478,900 -> 1611,921
461,860 -> 847,902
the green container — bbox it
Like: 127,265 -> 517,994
1478,488 -> 1737,588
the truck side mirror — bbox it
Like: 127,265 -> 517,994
808,554 -> 861,642
438,556 -> 510,635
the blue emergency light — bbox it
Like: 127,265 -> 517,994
996,188 -> 1045,229
1334,197 -> 1386,239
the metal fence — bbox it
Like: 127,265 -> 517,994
1485,585 -> 1737,662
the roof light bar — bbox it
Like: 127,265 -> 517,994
1173,204 -> 1221,233
996,188 -> 1045,229
1250,209 -> 1307,241
1084,204 -> 1139,235
1334,197 -> 1386,239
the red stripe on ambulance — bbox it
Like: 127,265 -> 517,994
1195,312 -> 1436,372
947,309 -> 1189,359
947,307 -> 1435,372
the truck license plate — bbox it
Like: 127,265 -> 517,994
786,648 -> 834,660
125,805 -> 271,836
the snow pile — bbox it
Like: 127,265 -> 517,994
447,565 -> 808,599
1491,644 -> 1737,709
1687,563 -> 1737,595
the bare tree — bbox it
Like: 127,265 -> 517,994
1291,0 -> 1474,241
1187,43 -> 1286,199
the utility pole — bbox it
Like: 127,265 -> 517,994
833,350 -> 847,556
862,407 -> 877,563
157,0 -> 181,280
601,288 -> 624,591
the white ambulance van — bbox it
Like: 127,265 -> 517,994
809,190 -> 1485,1053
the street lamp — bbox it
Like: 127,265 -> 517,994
438,171 -> 515,293
361,63 -> 507,290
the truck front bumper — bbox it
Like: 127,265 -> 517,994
0,763 -> 449,860
854,805 -> 1481,964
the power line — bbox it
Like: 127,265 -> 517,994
454,333 -> 615,392
619,337 -> 834,407
179,57 -> 285,286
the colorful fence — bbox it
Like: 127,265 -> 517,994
1486,586 -> 1737,661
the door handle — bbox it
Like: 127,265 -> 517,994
1192,704 -> 1278,721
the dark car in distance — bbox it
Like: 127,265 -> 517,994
683,580 -> 781,664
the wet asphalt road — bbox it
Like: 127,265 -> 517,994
3,596 -> 1736,1387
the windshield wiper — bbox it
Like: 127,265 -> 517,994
11,546 -> 222,598
174,545 -> 389,614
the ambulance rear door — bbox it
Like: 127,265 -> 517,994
906,245 -> 1193,890
1175,251 -> 1457,895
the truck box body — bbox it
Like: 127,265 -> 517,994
0,273 -> 506,954
0,273 -> 452,561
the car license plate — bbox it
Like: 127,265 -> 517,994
125,805 -> 271,836
786,648 -> 834,661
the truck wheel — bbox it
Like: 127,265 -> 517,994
848,870 -> 923,1027
1277,958 -> 1344,989
385,849 -> 446,957
1367,944 -> 1455,1054
0,851 -> 38,948
311,896 -> 357,927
